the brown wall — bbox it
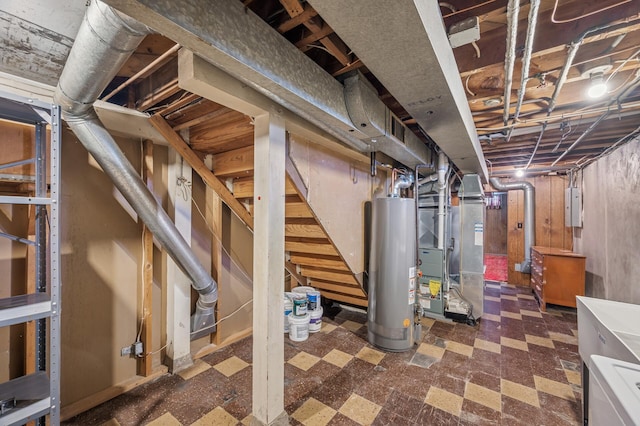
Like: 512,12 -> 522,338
501,175 -> 572,286
484,193 -> 507,255
0,122 -> 35,381
60,129 -> 147,405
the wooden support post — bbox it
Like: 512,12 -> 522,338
138,140 -> 154,377
163,142 -> 193,373
251,111 -> 287,425
207,188 -> 223,345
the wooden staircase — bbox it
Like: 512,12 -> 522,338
151,97 -> 368,307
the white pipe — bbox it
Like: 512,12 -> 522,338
437,152 -> 449,250
511,0 -> 540,124
502,0 -> 520,126
417,173 -> 438,186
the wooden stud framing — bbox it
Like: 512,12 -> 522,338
138,140 -> 154,377
149,114 -> 254,229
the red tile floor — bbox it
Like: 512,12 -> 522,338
63,282 -> 582,425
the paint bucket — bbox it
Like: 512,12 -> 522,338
308,306 -> 323,333
284,293 -> 294,333
291,294 -> 308,317
293,286 -> 321,311
288,313 -> 310,342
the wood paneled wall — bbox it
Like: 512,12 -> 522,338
484,193 -> 507,255
499,176 -> 572,286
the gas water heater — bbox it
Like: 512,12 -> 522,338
367,197 -> 417,352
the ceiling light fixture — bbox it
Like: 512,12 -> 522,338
580,63 -> 612,99
515,168 -> 524,178
587,72 -> 608,98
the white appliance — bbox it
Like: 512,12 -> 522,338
589,355 -> 640,425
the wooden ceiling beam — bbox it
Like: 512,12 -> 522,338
454,2 -> 640,74
442,0 -> 509,27
280,0 -> 351,65
277,4 -> 318,33
172,106 -> 234,131
295,25 -> 335,50
160,93 -> 202,117
188,117 -> 254,154
211,145 -> 254,178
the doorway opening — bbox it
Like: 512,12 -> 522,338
484,192 -> 508,282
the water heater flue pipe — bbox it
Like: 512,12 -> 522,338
391,174 -> 413,197
489,178 -> 535,273
54,0 -> 218,333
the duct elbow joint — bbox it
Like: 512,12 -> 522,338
520,258 -> 532,274
198,280 -> 219,306
391,174 -> 413,197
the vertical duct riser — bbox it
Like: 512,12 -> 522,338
458,174 -> 485,319
489,178 -> 535,273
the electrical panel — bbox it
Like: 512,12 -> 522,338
565,187 -> 582,227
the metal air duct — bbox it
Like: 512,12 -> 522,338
308,0 -> 488,180
103,0 -> 433,168
343,73 -> 431,166
54,0 -> 218,333
489,178 -> 535,273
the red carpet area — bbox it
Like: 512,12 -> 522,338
484,254 -> 508,282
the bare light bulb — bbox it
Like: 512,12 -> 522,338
588,72 -> 607,98
515,169 -> 524,178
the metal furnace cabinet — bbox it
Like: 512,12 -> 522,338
530,246 -> 585,311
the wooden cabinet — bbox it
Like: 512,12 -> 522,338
531,246 -> 586,311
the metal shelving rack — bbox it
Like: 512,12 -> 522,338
0,90 -> 61,425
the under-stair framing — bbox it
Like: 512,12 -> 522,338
149,95 -> 368,308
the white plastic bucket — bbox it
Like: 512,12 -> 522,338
284,293 -> 294,333
293,286 -> 321,311
308,306 -> 323,333
288,313 -> 310,342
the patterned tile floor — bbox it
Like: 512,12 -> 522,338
63,283 -> 582,425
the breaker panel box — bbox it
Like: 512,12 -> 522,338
565,187 -> 582,227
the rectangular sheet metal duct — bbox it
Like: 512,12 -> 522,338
103,0 -> 433,168
309,0 -> 488,180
